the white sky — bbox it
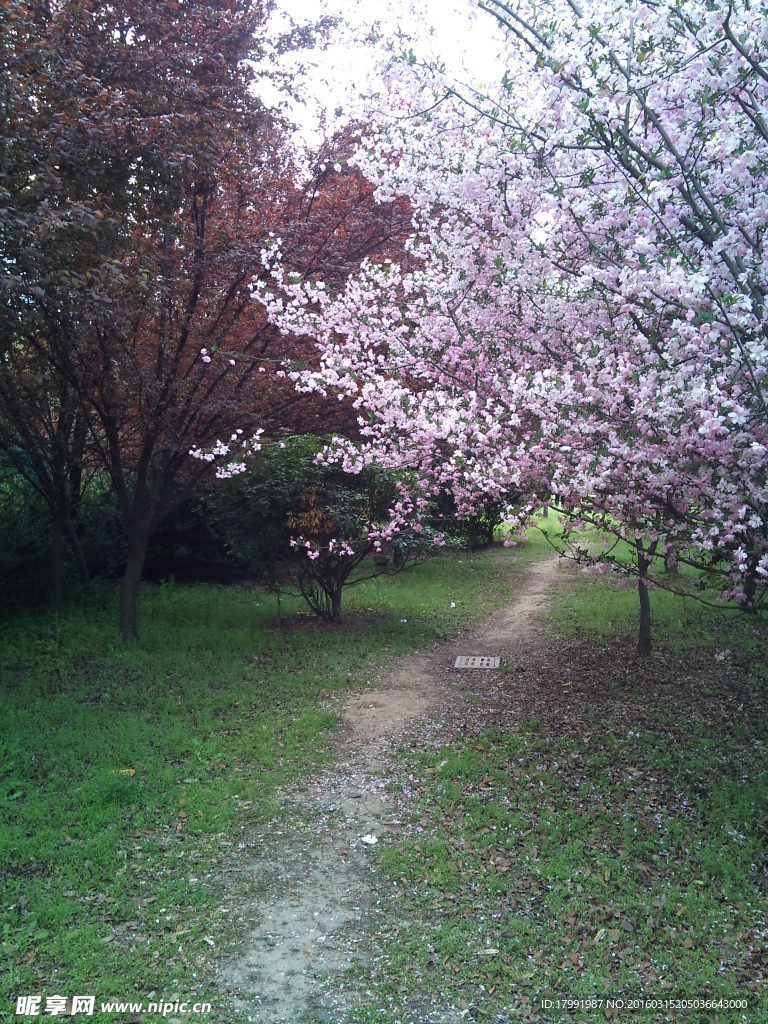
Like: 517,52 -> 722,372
260,0 -> 505,146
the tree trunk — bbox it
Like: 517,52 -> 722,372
740,566 -> 757,613
330,587 -> 342,624
51,509 -> 63,613
120,532 -> 148,639
664,545 -> 679,574
63,515 -> 90,586
636,540 -> 654,657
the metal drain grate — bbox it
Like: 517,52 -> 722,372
454,656 -> 500,669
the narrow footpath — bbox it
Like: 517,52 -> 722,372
214,556 -> 562,1023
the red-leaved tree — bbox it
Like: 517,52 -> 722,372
1,1 -> 413,635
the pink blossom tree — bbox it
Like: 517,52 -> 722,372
258,0 -> 768,654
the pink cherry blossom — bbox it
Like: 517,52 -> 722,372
257,0 -> 768,647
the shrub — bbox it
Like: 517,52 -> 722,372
202,436 -> 434,621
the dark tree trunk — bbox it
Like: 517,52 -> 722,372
637,569 -> 652,657
740,567 -> 757,613
330,587 -> 342,624
63,515 -> 90,586
636,539 -> 657,657
120,532 -> 148,639
51,509 -> 63,613
664,545 -> 679,574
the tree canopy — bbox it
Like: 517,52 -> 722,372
0,2 -> 411,633
260,0 -> 768,651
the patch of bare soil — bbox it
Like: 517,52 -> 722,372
214,557 -> 563,1023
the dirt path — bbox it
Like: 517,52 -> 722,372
215,556 -> 561,1023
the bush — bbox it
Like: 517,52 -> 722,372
202,436 -> 434,621
0,469 -> 54,609
427,488 -> 521,549
0,466 -> 133,610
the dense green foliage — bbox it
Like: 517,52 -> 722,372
0,437 -> 442,621
0,468 -> 126,611
203,436 -> 435,620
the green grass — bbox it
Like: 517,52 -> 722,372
549,561 -> 766,664
529,510 -> 765,662
342,559 -> 768,1024
5,529 -> 764,1023
365,727 -> 766,1022
0,542 -> 546,1021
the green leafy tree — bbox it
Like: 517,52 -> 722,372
204,437 -> 432,622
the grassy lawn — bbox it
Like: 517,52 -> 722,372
0,541 -> 546,1021
3,532 -> 766,1023
344,555 -> 768,1024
